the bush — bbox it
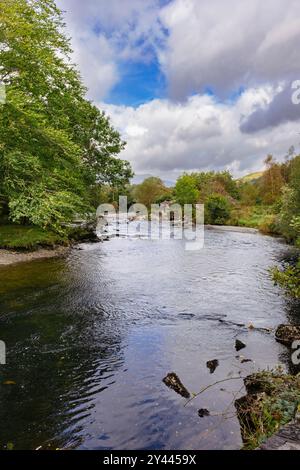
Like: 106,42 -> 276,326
272,261 -> 300,299
205,194 -> 231,225
258,214 -> 279,235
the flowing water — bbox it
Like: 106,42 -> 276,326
0,229 -> 299,450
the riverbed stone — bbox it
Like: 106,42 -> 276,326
206,359 -> 219,373
163,372 -> 190,399
235,339 -> 246,351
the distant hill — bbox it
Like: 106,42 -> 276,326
238,171 -> 263,183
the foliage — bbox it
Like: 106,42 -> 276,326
278,156 -> 300,243
133,177 -> 170,208
174,174 -> 199,206
258,155 -> 285,205
229,205 -> 269,228
0,0 -> 132,233
205,194 -> 231,225
0,224 -> 66,249
236,370 -> 300,449
191,170 -> 239,200
238,181 -> 261,206
272,261 -> 300,299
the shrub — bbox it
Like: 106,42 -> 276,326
205,194 -> 231,225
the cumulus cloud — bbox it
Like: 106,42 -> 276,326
57,0 -> 166,100
240,81 -> 300,133
58,0 -> 300,103
102,87 -> 300,179
160,0 -> 300,99
56,0 -> 300,175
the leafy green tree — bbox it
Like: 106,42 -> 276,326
191,170 -> 239,200
0,0 -> 132,233
174,175 -> 199,206
239,181 -> 261,206
133,177 -> 169,208
205,194 -> 231,225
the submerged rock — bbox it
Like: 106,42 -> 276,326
198,408 -> 210,418
162,372 -> 190,399
275,324 -> 300,346
235,339 -> 246,351
206,359 -> 219,374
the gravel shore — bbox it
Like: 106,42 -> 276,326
0,246 -> 69,266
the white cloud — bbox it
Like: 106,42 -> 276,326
240,81 -> 300,133
57,0 -> 300,102
160,0 -> 300,99
56,0 -> 300,176
57,0 -> 166,100
101,87 -> 300,179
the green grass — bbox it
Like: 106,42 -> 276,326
229,205 -> 279,233
236,370 -> 300,449
238,171 -> 264,183
0,225 -> 66,250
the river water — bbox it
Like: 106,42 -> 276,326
0,229 -> 299,450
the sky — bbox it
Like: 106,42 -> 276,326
57,0 -> 300,181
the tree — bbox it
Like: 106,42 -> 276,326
239,181 -> 261,206
189,170 -> 240,202
0,0 -> 132,232
205,194 -> 231,225
174,175 -> 199,206
259,155 -> 285,205
133,177 -> 169,208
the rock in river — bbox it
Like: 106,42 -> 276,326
198,409 -> 210,418
163,372 -> 190,399
235,339 -> 246,351
206,359 -> 219,374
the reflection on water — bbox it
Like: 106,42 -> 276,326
0,229 -> 299,450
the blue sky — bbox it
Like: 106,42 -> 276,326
58,0 -> 300,179
107,59 -> 167,107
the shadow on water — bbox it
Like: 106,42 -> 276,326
0,257 -> 125,450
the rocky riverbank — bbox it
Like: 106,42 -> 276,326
235,370 -> 300,449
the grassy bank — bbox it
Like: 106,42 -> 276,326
229,205 -> 278,234
0,225 -> 67,250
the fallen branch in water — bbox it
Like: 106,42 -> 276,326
184,376 -> 245,407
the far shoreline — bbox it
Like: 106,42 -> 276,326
0,224 -> 276,267
205,224 -> 259,234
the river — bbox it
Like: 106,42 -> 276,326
0,228 -> 298,450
